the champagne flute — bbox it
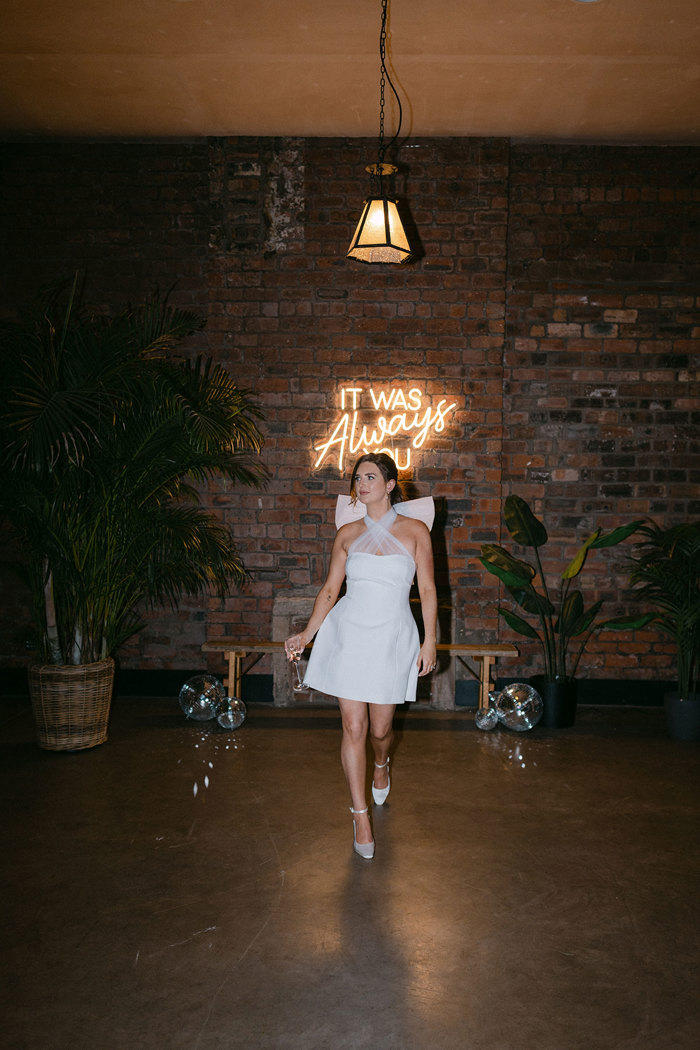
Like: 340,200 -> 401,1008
290,648 -> 305,691
285,636 -> 307,692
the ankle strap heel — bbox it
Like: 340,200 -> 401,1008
372,757 -> 391,806
349,806 -> 375,860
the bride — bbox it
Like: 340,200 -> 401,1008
285,452 -> 437,860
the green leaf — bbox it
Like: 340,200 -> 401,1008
498,606 -> 542,640
561,530 -> 600,580
504,495 -> 548,548
556,591 -> 584,635
479,544 -> 535,585
597,613 -> 658,631
479,558 -> 531,590
591,520 -> 643,549
507,586 -> 554,618
566,598 -> 604,637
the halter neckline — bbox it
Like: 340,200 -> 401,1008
348,504 -> 413,560
364,506 -> 398,531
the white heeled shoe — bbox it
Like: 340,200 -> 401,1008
349,806 -> 375,860
372,758 -> 391,806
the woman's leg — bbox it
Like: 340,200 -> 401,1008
338,697 -> 372,844
369,703 -> 396,791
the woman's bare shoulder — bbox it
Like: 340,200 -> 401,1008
396,514 -> 430,537
336,520 -> 364,548
338,520 -> 363,536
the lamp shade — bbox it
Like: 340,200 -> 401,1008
347,196 -> 412,264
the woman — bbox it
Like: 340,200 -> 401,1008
285,453 -> 437,860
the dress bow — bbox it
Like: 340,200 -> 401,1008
335,495 -> 435,531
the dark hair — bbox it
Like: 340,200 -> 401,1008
349,453 -> 404,505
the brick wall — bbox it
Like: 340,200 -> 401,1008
0,142 -> 210,311
198,136 -> 509,677
0,137 -> 698,684
504,144 -> 700,677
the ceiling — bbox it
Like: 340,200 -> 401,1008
1,0 -> 699,141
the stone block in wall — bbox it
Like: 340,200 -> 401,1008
209,137 -> 304,255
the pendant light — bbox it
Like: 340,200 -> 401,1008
347,0 -> 412,265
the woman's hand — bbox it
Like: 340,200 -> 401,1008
284,633 -> 307,661
417,642 -> 437,677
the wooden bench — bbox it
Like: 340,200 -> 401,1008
201,638 -> 518,710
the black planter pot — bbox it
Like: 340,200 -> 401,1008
530,676 -> 578,728
664,692 -> 700,741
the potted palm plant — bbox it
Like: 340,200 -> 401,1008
0,278 -> 267,749
626,521 -> 700,740
479,495 -> 653,726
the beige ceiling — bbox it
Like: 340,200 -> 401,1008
1,0 -> 699,141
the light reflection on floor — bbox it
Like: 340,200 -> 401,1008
474,725 -> 550,772
174,724 -> 246,798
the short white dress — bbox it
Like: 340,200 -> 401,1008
303,505 -> 422,705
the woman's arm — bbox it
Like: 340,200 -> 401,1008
414,523 -> 438,676
284,529 -> 349,656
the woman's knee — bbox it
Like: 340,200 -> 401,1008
369,721 -> 393,746
341,716 -> 368,745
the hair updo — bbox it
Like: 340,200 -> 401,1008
349,453 -> 404,506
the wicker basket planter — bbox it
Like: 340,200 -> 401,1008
28,658 -> 115,751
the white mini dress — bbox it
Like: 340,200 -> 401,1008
303,505 -> 422,705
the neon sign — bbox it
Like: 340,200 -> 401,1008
313,386 -> 458,471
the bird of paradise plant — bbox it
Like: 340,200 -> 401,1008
479,495 -> 654,681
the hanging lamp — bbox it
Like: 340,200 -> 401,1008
347,0 -> 412,265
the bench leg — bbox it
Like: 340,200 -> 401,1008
224,651 -> 244,698
479,656 -> 494,710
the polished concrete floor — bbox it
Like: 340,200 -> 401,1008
2,698 -> 699,1050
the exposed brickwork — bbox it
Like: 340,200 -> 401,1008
0,138 -> 698,685
503,145 -> 700,676
202,137 -> 509,681
0,142 -> 210,313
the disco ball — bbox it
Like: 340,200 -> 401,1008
475,693 -> 500,731
495,682 -> 543,732
179,675 -> 226,721
217,697 -> 247,730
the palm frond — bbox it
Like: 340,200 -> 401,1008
0,282 -> 266,664
627,520 -> 700,700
